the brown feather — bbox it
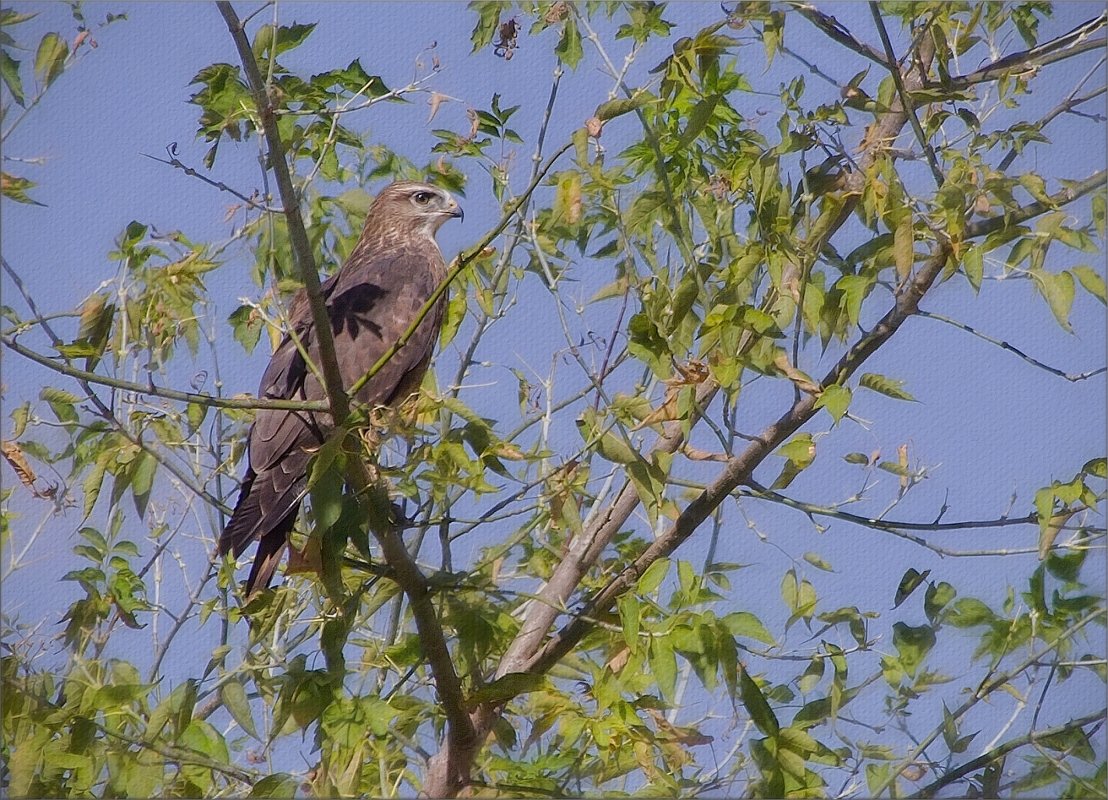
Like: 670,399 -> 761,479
219,181 -> 460,597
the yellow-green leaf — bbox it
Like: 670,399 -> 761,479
33,31 -> 67,89
859,372 -> 915,402
1034,269 -> 1075,332
221,680 -> 259,740
1072,265 -> 1106,306
894,214 -> 913,280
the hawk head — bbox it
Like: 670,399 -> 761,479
368,181 -> 463,239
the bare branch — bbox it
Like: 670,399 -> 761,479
789,3 -> 891,68
741,480 -> 1040,532
917,310 -> 1107,382
143,146 -> 282,212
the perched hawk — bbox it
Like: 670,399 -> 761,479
219,181 -> 462,596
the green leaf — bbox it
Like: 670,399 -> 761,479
9,402 -> 29,438
41,386 -> 80,423
963,245 -> 983,292
803,552 -> 834,572
618,593 -> 640,646
1018,172 -> 1053,206
814,384 -> 851,424
944,597 -> 994,628
1034,270 -> 1075,331
220,680 -> 259,740
649,638 -> 678,702
1071,265 -> 1105,306
893,214 -> 913,279
739,668 -> 780,736
250,774 -> 299,798
130,450 -> 156,518
33,32 -> 67,89
924,581 -> 956,624
595,91 -> 654,121
228,304 -> 263,354
637,558 -> 669,595
892,622 -> 936,677
251,22 -> 316,60
678,94 -> 720,147
1,172 -> 43,205
469,1 -> 502,53
781,568 -> 817,627
1093,193 -> 1106,238
893,568 -> 931,608
555,16 -> 583,68
308,437 -> 346,534
0,49 -> 24,106
722,611 -> 775,645
858,372 -> 915,402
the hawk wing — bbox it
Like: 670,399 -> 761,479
220,245 -> 447,595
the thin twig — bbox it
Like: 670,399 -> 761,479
790,3 -> 891,68
143,147 -> 282,212
917,310 -> 1106,382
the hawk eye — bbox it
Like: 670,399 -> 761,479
413,191 -> 435,205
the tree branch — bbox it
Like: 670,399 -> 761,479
790,3 -> 892,68
741,481 -> 1040,532
507,173 -> 1101,670
869,4 -> 945,186
946,13 -> 1107,89
2,333 -> 329,413
917,310 -> 1107,382
216,1 -> 349,425
528,239 -> 956,673
917,711 -> 1106,798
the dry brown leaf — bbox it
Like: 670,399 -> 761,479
773,352 -> 820,395
605,646 -> 630,673
1,440 -> 36,491
426,91 -> 450,123
897,443 -> 910,493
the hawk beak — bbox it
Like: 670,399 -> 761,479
448,202 -> 464,221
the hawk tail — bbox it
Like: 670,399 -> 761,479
220,462 -> 306,597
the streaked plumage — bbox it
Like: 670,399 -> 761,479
219,181 -> 461,596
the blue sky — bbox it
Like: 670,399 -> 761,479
3,1 -> 1105,789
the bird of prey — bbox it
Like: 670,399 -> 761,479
219,181 -> 462,596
